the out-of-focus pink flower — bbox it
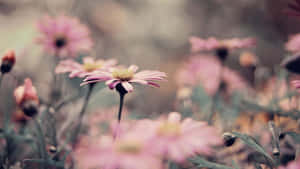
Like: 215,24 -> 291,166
14,78 -> 39,106
176,55 -> 249,96
82,65 -> 167,93
189,36 -> 256,53
286,34 -> 300,54
291,80 -> 300,92
55,57 -> 117,78
134,112 -> 221,162
279,157 -> 300,169
36,15 -> 93,58
74,135 -> 161,169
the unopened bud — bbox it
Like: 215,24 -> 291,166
239,52 -> 258,68
222,132 -> 236,147
1,50 -> 15,74
47,145 -> 57,154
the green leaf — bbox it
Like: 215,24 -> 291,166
191,157 -> 235,169
231,132 -> 275,166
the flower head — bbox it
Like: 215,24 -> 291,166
74,135 -> 161,169
134,112 -> 221,162
285,34 -> 300,54
36,15 -> 93,58
1,50 -> 16,74
14,78 -> 39,117
176,55 -> 249,96
55,57 -> 117,78
189,36 -> 256,53
82,65 -> 166,94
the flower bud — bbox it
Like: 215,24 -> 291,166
222,132 -> 236,147
47,145 -> 57,154
14,78 -> 39,117
1,50 -> 15,74
239,52 -> 258,68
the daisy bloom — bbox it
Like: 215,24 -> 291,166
134,112 -> 221,162
82,65 -> 167,94
189,36 -> 256,53
176,55 -> 249,96
14,78 -> 39,117
74,135 -> 161,169
55,57 -> 117,78
36,15 -> 93,58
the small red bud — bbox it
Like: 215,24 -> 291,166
1,50 -> 15,74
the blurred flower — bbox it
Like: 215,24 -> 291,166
189,37 -> 256,59
1,49 -> 15,74
14,78 -> 39,117
279,156 -> 300,169
36,15 -> 93,58
82,65 -> 167,93
134,112 -> 221,162
239,52 -> 258,67
285,34 -> 300,54
176,55 -> 249,96
74,135 -> 161,169
291,80 -> 300,92
55,57 -> 117,78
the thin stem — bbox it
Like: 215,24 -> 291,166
118,94 -> 125,123
70,84 -> 94,146
33,118 -> 47,169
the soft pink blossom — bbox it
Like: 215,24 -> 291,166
55,57 -> 117,78
82,65 -> 167,93
36,15 -> 93,58
279,157 -> 300,169
286,34 -> 300,54
134,112 -> 221,162
74,135 -> 161,169
14,78 -> 39,106
189,36 -> 256,53
176,55 -> 249,96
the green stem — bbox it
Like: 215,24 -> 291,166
33,118 -> 47,169
118,94 -> 125,123
70,84 -> 94,146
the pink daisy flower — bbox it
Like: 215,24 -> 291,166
55,57 -> 117,78
176,55 -> 249,96
134,112 -> 221,162
36,15 -> 93,58
189,36 -> 256,53
82,65 -> 167,93
74,135 -> 161,169
286,34 -> 300,54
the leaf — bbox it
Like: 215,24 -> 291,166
231,132 -> 275,166
191,157 -> 235,169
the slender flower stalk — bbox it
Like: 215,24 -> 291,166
33,118 -> 47,169
70,83 -> 94,146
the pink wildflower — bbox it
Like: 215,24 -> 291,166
286,34 -> 300,54
82,65 -> 167,93
74,135 -> 161,169
189,36 -> 256,53
14,78 -> 39,117
176,55 -> 249,96
134,112 -> 221,162
36,15 -> 93,58
291,80 -> 300,92
55,57 -> 117,78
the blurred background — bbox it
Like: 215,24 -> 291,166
0,0 -> 298,115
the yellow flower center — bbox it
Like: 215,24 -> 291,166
116,140 -> 142,154
112,69 -> 134,81
157,122 -> 181,136
83,62 -> 102,72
